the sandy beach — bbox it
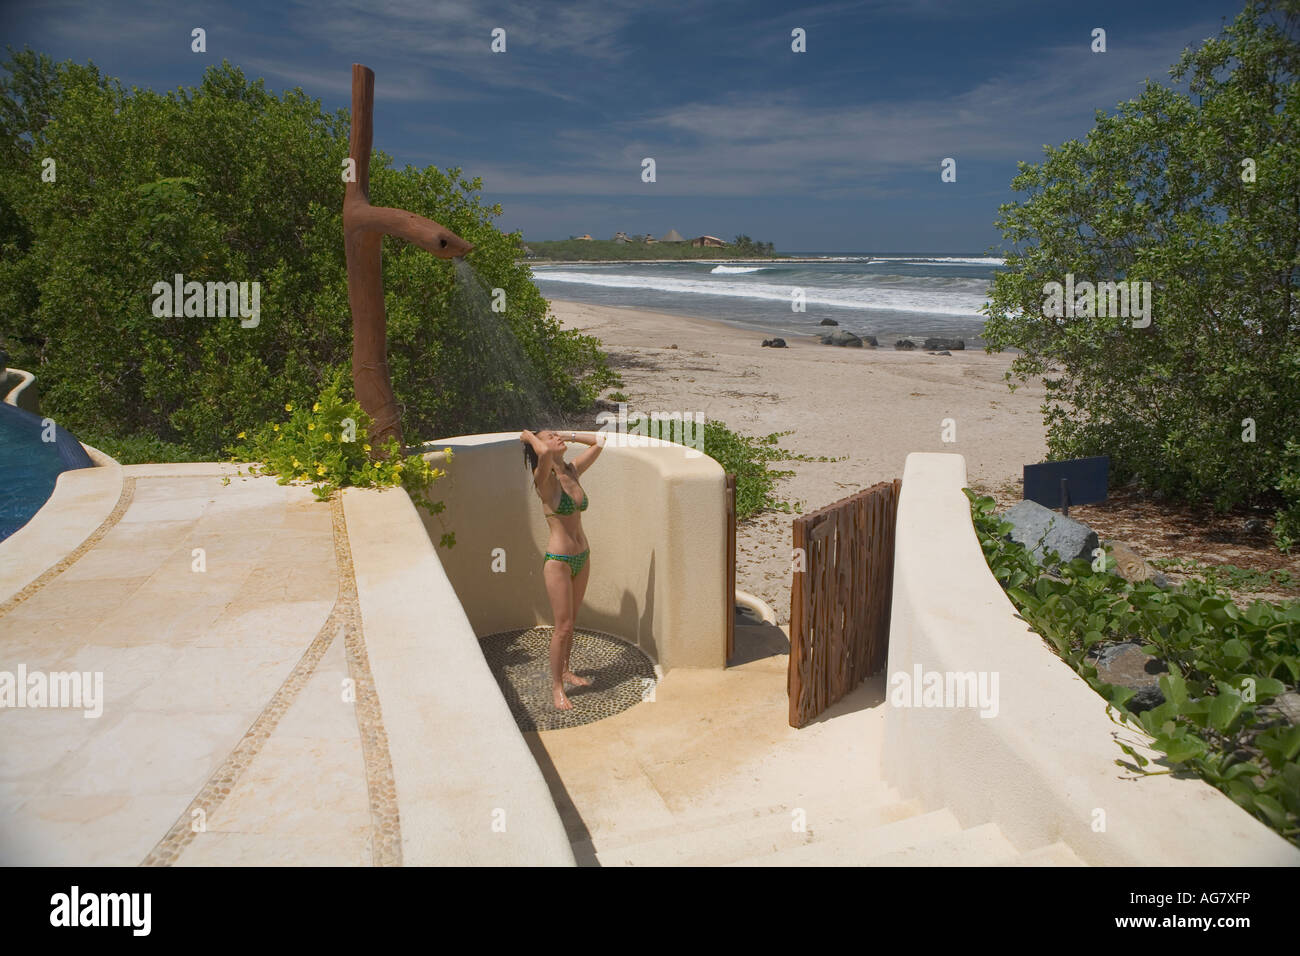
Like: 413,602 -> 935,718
549,299 -> 1048,624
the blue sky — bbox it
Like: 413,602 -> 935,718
1,0 -> 1248,252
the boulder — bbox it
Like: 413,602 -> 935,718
821,329 -> 863,348
923,337 -> 965,351
819,318 -> 839,326
1105,540 -> 1169,588
927,350 -> 952,356
761,338 -> 787,348
862,334 -> 878,347
894,338 -> 917,350
1090,641 -> 1168,713
1259,691 -> 1300,726
1000,499 -> 1099,565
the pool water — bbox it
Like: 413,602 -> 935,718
0,403 -> 94,542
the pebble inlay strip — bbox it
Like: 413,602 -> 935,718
0,476 -> 137,621
329,494 -> 403,867
141,612 -> 341,866
141,493 -> 404,866
2,467 -> 405,865
479,626 -> 658,731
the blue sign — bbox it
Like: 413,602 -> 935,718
1023,456 -> 1109,514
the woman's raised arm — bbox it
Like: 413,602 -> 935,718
568,430 -> 606,475
520,430 -> 557,487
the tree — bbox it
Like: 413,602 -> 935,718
982,0 -> 1300,548
0,52 -> 615,457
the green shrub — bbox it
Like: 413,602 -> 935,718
701,422 -> 841,520
0,52 -> 615,457
981,1 -> 1300,549
1275,440 -> 1300,552
966,488 -> 1300,846
227,371 -> 454,547
76,432 -> 207,465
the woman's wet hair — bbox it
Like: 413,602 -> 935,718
523,428 -> 542,473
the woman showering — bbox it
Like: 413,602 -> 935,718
520,428 -> 606,710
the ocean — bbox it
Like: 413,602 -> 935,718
529,254 -> 1003,345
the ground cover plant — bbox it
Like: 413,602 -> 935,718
967,488 -> 1300,847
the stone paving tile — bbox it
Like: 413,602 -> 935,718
273,636 -> 358,739
57,545 -> 180,583
201,735 -> 371,836
5,790 -> 196,866
174,826 -> 373,866
0,615 -> 95,663
139,557 -> 260,596
40,709 -> 253,798
126,646 -> 303,714
44,643 -> 186,711
195,598 -> 334,650
12,575 -> 151,621
0,708 -> 93,783
118,497 -> 216,524
0,473 -> 399,867
98,519 -> 196,546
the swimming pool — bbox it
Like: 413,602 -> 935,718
0,403 -> 94,542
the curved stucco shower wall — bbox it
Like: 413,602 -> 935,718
884,452 -> 1300,866
419,432 -> 726,670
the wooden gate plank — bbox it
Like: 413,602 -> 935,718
787,478 -> 903,727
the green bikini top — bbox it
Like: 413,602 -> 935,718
545,487 -> 589,517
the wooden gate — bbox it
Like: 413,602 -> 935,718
725,472 -> 736,662
788,479 -> 901,727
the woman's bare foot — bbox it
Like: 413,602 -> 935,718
553,686 -> 573,710
563,670 -> 592,687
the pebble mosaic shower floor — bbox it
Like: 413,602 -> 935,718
478,626 -> 657,731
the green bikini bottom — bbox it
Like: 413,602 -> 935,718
543,548 -> 590,578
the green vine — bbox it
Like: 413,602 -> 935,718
965,488 -> 1300,846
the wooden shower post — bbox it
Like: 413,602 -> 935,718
344,63 -> 473,452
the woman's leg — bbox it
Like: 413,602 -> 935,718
543,557 -> 576,709
563,555 -> 592,687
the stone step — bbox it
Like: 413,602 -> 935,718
726,807 -> 964,866
574,782 -> 904,858
597,797 -> 925,867
857,821 -> 1020,866
1000,841 -> 1088,867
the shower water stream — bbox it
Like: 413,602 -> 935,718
448,258 -> 567,433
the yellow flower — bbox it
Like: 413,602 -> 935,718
236,431 -> 246,439
363,443 -> 371,451
324,433 -> 333,441
308,423 -> 315,431
312,402 -> 321,412
298,473 -> 309,482
272,424 -> 280,432
316,465 -> 326,476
